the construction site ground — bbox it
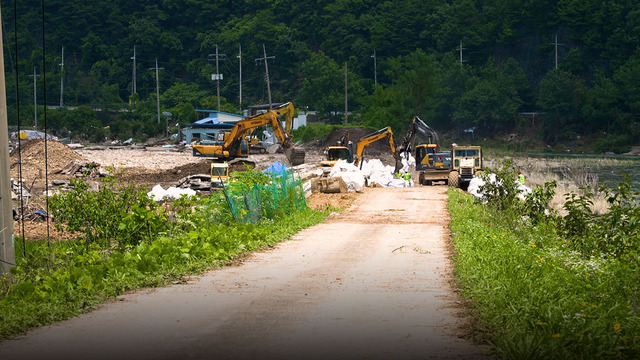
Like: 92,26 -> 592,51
5,138 -> 491,359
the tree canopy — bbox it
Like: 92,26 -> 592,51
3,0 -> 640,149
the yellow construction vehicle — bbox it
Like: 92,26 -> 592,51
192,102 -> 305,166
353,126 -> 400,169
321,131 -> 353,167
321,127 -> 401,171
398,116 -> 482,189
210,162 -> 230,190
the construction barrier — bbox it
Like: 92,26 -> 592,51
222,169 -> 306,224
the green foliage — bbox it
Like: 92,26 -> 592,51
6,1 -> 640,144
478,159 -> 521,211
560,175 -> 640,258
521,181 -> 558,225
48,179 -> 168,249
1,177 -> 327,340
594,134 -> 633,154
448,188 -> 640,359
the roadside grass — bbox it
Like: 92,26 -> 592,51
0,172 -> 328,341
448,188 -> 640,359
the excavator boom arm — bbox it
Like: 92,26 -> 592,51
354,127 -> 397,167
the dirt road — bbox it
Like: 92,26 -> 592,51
0,186 -> 491,360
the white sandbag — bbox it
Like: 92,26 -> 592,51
335,171 -> 365,192
387,178 -> 409,188
467,176 -> 488,199
329,159 -> 366,192
399,152 -> 416,174
467,174 -> 532,201
147,184 -> 196,201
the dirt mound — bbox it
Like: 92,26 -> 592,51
10,139 -> 86,181
114,160 -> 211,188
325,126 -> 395,154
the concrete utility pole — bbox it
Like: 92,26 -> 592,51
149,59 -> 163,124
344,62 -> 348,125
59,46 -> 64,107
0,5 -> 16,276
371,49 -> 377,86
458,40 -> 467,66
28,67 -> 39,130
238,44 -> 242,113
131,46 -> 137,95
549,34 -> 563,70
256,44 -> 274,110
208,47 -> 226,112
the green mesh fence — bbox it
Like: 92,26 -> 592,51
222,169 -> 307,224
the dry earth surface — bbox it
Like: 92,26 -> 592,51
0,186 -> 491,360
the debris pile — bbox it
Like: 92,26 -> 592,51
176,174 -> 212,191
56,160 -> 104,177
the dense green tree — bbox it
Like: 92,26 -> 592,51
2,0 -> 640,147
536,69 -> 586,142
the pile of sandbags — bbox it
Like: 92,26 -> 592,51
147,185 -> 196,201
467,174 -> 532,200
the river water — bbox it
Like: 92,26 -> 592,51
526,153 -> 640,190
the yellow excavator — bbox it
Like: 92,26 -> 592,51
192,102 -> 304,164
321,126 -> 402,172
192,103 -> 305,190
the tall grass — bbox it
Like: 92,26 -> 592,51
448,188 -> 640,359
483,156 -> 638,214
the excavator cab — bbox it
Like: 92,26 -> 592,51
327,146 -> 353,162
210,162 -> 230,190
415,144 -> 450,170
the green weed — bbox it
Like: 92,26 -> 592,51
449,174 -> 640,358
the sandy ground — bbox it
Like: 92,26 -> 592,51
0,186 -> 491,360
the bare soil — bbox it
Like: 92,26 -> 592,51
0,186 -> 492,360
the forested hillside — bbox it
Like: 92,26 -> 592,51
3,0 -> 640,151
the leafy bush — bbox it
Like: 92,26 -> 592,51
448,188 -> 640,359
48,179 -> 169,249
1,170 -> 327,340
561,175 -> 640,257
594,134 -> 632,154
478,159 -> 522,211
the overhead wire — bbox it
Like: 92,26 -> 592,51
41,0 -> 52,269
13,0 -> 25,255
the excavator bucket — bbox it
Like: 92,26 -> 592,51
284,146 -> 306,166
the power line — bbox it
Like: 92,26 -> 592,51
255,44 -> 274,109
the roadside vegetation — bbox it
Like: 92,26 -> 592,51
448,160 -> 640,359
0,170 -> 327,340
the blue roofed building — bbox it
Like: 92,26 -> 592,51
182,110 -> 244,144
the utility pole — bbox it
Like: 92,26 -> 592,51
344,62 -> 348,125
131,45 -> 137,95
59,46 -> 64,107
238,44 -> 242,113
208,47 -> 226,112
549,33 -> 563,70
149,59 -> 163,125
371,49 -> 377,86
256,44 -> 274,110
458,40 -> 467,66
0,5 -> 16,276
215,45 -> 220,111
28,67 -> 39,130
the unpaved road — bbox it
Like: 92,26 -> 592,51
0,186 -> 491,360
